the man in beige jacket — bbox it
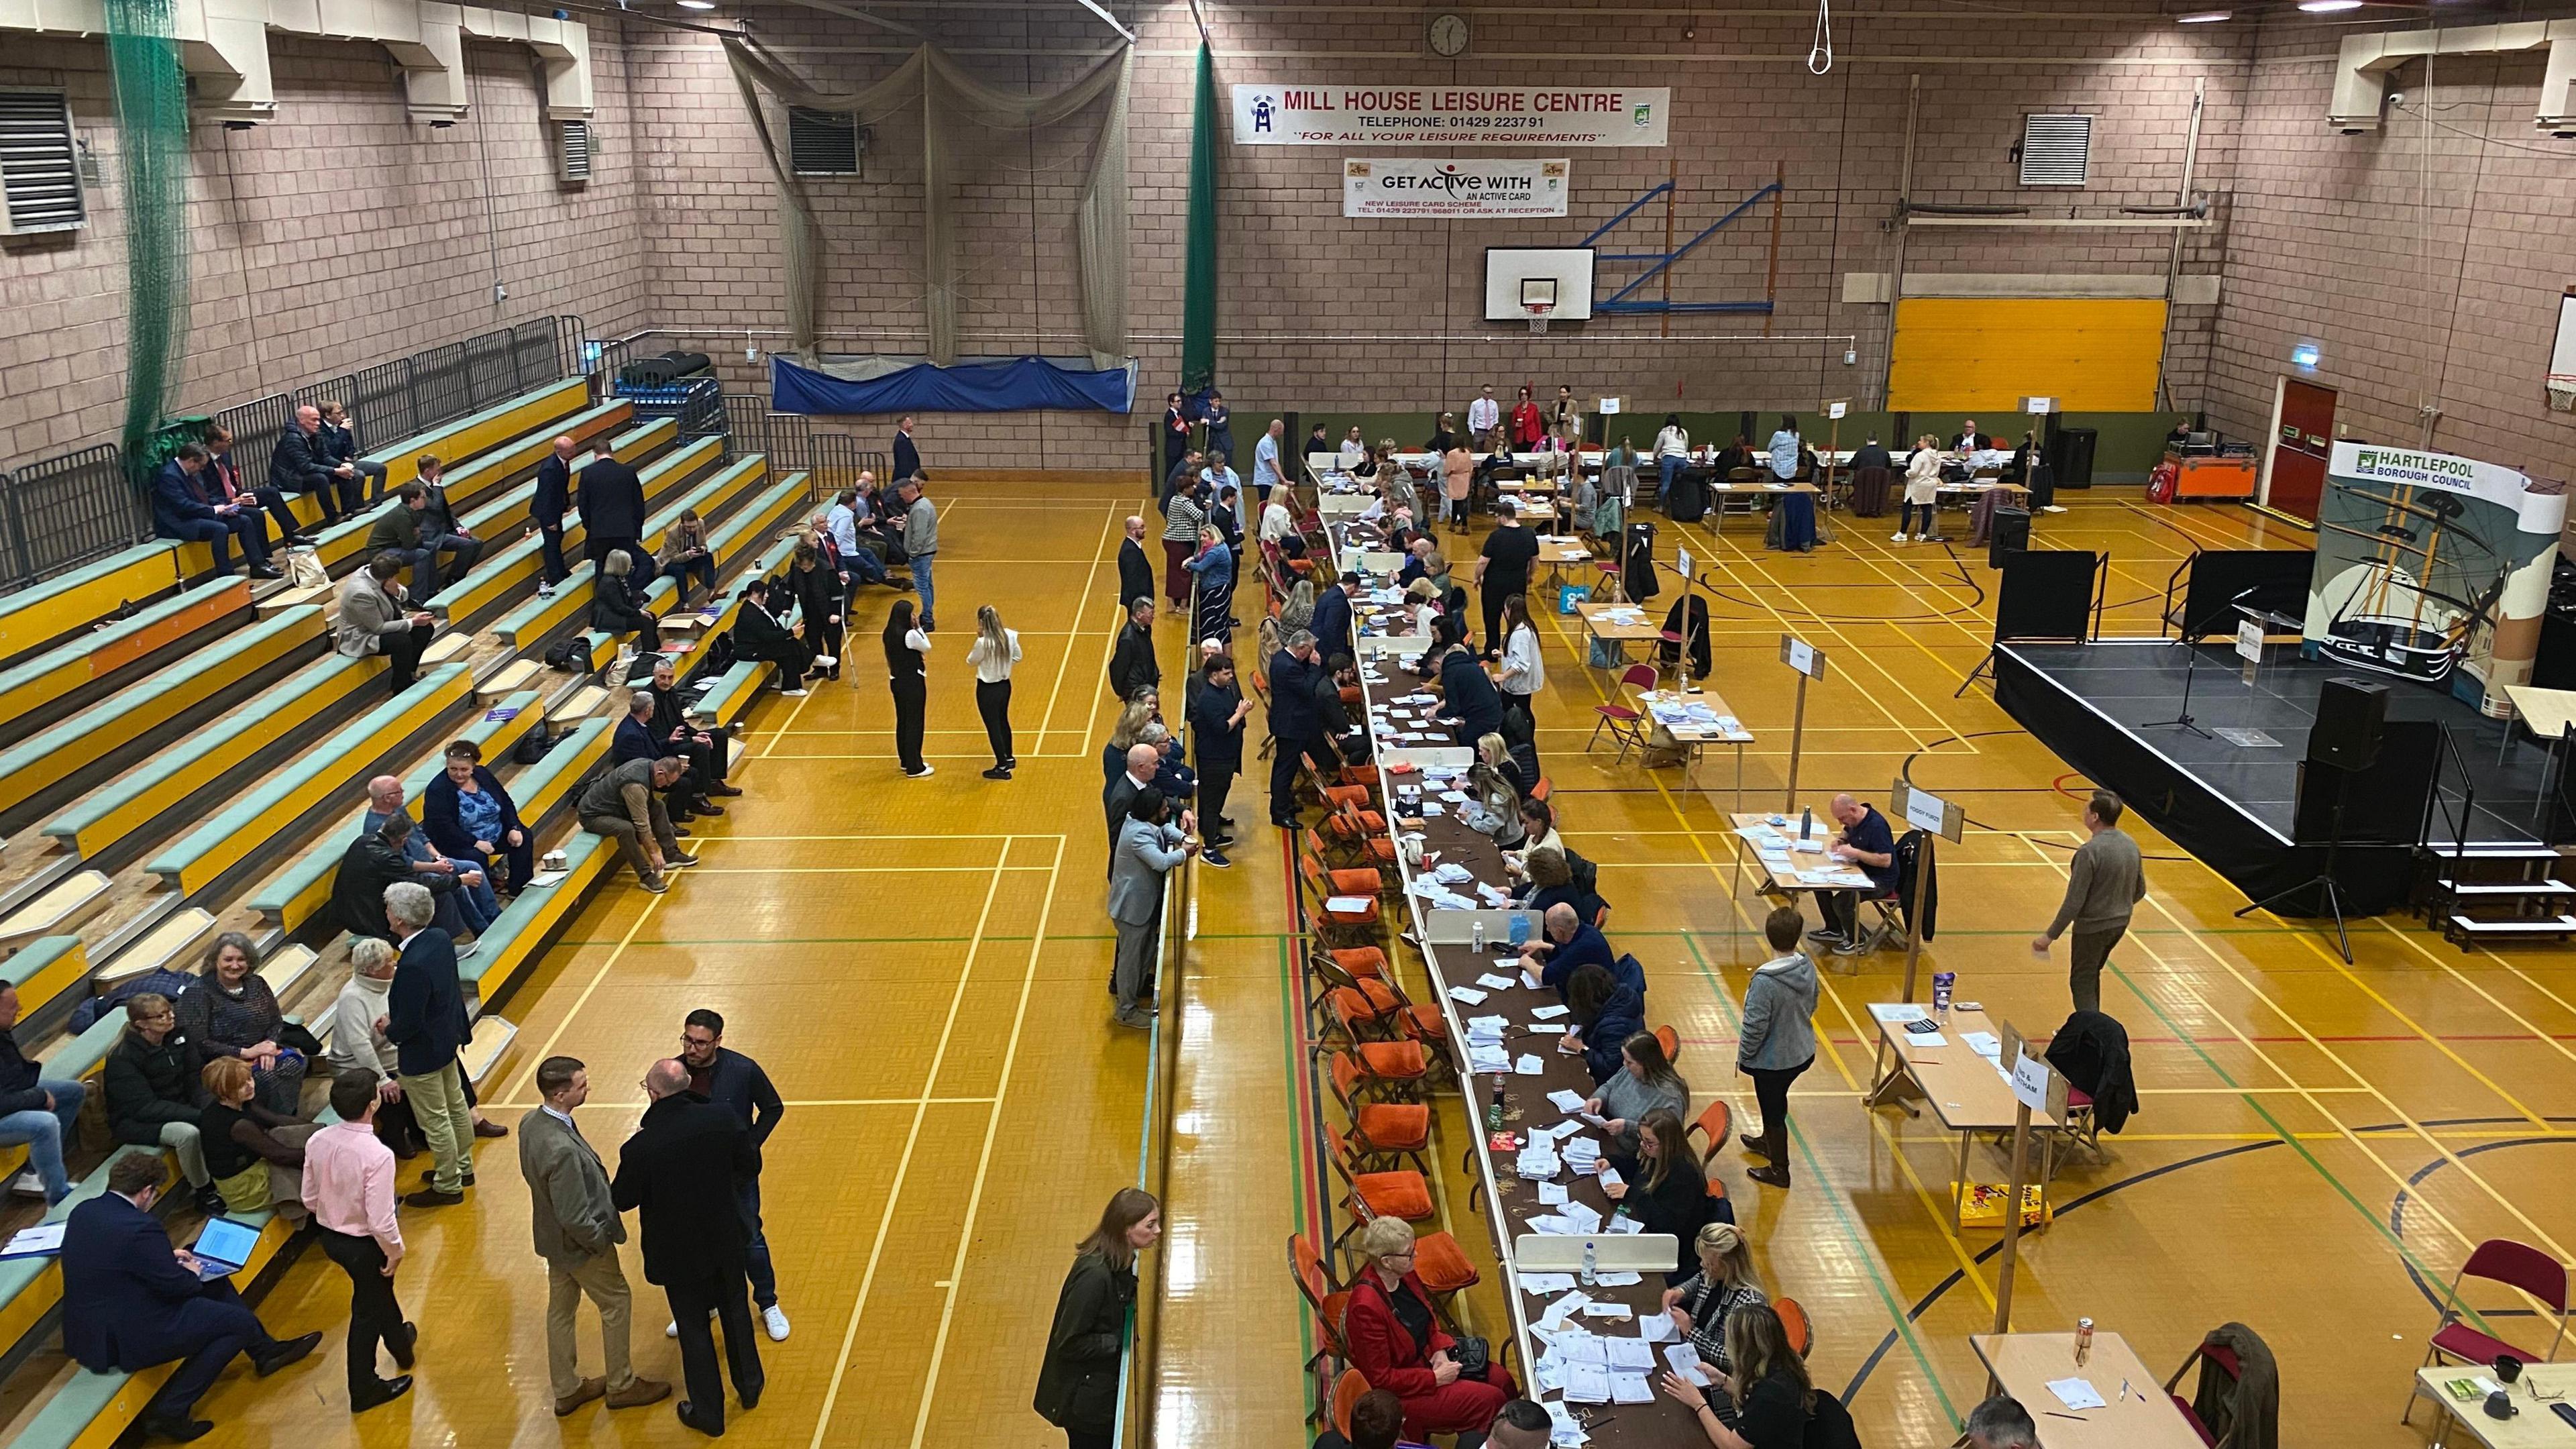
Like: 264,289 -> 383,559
519,1055 -> 669,1418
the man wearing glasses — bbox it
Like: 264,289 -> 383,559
674,1011 -> 788,1343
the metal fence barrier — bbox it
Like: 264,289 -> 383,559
1,314 -> 587,595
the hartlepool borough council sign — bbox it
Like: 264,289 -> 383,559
1344,158 -> 1570,217
1233,85 -> 1670,146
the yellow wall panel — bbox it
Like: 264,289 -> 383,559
1888,298 -> 2167,413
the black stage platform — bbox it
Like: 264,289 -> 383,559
1994,639 -> 2566,912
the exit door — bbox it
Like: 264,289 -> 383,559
2263,378 -> 2336,523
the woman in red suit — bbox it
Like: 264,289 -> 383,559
1509,386 -> 1546,450
1343,1218 -> 1516,1441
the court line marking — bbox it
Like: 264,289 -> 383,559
495,890 -> 667,1102
2375,919 -> 2576,1072
678,864 -> 1055,874
1034,503 -> 1121,756
484,1095 -> 1000,1110
805,845 -> 1014,1449
904,834 -> 1066,1446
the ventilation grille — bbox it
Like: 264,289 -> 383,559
0,90 -> 86,235
2019,113 -> 2092,187
789,107 -> 859,176
557,119 -> 592,183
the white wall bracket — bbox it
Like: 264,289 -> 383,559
2330,20 -> 2576,134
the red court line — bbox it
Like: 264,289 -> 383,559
1676,1032 -> 2576,1046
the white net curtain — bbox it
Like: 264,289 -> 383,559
724,39 -> 1134,370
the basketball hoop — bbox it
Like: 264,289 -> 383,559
2551,373 -> 2576,413
1524,301 -> 1554,335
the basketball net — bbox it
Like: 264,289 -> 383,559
2549,373 -> 2576,413
1525,303 -> 1552,335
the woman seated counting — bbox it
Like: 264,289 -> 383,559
1581,1028 -> 1688,1161
175,932 -> 306,1115
198,1055 -> 316,1214
1664,1223 -> 1768,1383
103,992 -> 226,1216
1343,1217 -> 1518,1442
1660,1303 -> 1863,1449
1603,1108 -> 1729,1283
423,739 -> 533,899
1515,847 -> 1607,925
1564,965 -> 1648,1087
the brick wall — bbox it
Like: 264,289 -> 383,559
0,27 -> 649,468
2200,18 -> 2576,480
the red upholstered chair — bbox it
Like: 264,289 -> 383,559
1588,664 -> 1660,762
2404,1238 -> 2569,1423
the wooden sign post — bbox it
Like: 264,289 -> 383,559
1675,545 -> 1700,694
1992,1040 -> 2070,1336
1823,399 -> 1849,500
1886,777 -> 1964,1004
1778,635 -> 1827,811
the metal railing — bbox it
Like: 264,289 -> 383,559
0,445 -> 150,593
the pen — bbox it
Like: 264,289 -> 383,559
2045,1411 -> 2089,1421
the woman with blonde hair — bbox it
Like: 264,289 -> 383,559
1660,1302 -> 1862,1448
1470,733 -> 1528,844
1442,436 -> 1474,533
1103,696 -> 1159,781
1342,1216 -> 1517,1442
968,604 -> 1022,780
1662,1221 -> 1768,1379
1034,1187 -> 1161,1448
590,546 -> 654,640
1896,433 -> 1946,543
1279,578 -> 1318,635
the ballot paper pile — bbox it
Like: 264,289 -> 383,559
1520,1288 -> 1709,1443
1735,820 -> 1874,890
1646,698 -> 1744,739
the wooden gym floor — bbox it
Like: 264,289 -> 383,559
196,483 -> 2576,1448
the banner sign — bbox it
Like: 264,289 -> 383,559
1234,85 -> 1669,147
2328,441 -> 2530,513
1344,158 -> 1568,217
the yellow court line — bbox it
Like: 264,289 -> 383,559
495,890 -> 667,1102
1033,504 -> 1122,756
2015,834 -> 2558,1270
679,864 -> 1057,874
905,834 -> 1067,1446
806,849 -> 1014,1449
2378,920 -> 2576,1072
483,1095 -> 1002,1110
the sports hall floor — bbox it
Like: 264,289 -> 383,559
201,482 -> 2576,1447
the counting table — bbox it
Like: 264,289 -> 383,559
1862,1002 -> 2068,1229
1972,1332 -> 2205,1449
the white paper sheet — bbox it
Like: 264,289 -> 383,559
1611,1373 -> 1656,1405
1605,1337 -> 1657,1371
1537,1181 -> 1570,1205
2047,1377 -> 2107,1411
1448,985 -> 1489,1004
1563,1363 -> 1612,1403
1638,1312 -> 1679,1342
1664,1342 -> 1706,1379
1517,1054 -> 1547,1075
1547,1089 -> 1589,1112
1531,1004 -> 1571,1020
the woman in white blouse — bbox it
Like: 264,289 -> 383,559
1896,434 -> 1946,543
1337,426 -> 1368,471
1495,593 -> 1546,776
1654,414 -> 1692,501
967,604 -> 1023,782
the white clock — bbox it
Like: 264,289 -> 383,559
1428,11 -> 1470,57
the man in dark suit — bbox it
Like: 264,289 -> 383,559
382,882 -> 476,1207
646,657 -> 740,805
532,435 -> 580,592
1105,742 -> 1157,875
152,445 -> 279,580
270,404 -> 362,521
204,425 -> 312,547
1116,515 -> 1154,608
1949,420 -> 1994,452
60,1154 -> 321,1441
892,414 -> 922,482
1308,572 -> 1357,659
1107,598 -> 1159,702
677,1010 -> 788,1342
580,453 -> 647,576
614,690 -> 721,825
613,1057 -> 764,1436
1267,630 -> 1321,828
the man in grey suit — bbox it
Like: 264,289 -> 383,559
519,1055 -> 669,1419
1108,788 -> 1195,1030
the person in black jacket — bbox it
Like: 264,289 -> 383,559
677,1010 -> 790,1340
591,551 -> 655,641
1116,515 -> 1154,609
1605,1109 -> 1727,1283
203,425 -> 313,547
785,540 -> 843,681
333,814 -> 466,941
1267,631 -> 1322,828
412,455 -> 484,579
152,445 -> 278,579
1107,598 -> 1159,702
272,405 -> 360,521
580,454 -> 647,575
616,690 -> 722,826
1187,653 -> 1249,867
0,983 -> 94,1205
423,739 -> 533,895
1034,1187 -> 1160,1449
1436,641 -> 1507,749
644,656 -> 740,805
730,580 -> 814,699
316,400 -> 388,504
614,1058 -> 763,1436
100,992 -> 227,1214
383,883 -> 476,1207
892,414 -> 922,481
1309,572 -> 1357,659
532,435 -> 579,590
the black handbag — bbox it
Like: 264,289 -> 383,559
1451,1334 -> 1491,1381
278,1020 -> 324,1057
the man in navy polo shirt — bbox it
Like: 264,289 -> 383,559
1810,792 -> 1897,955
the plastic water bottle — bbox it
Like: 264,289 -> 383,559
1800,806 -> 1814,841
1932,971 -> 1955,1022
1487,1076 -> 1507,1132
1472,919 -> 1487,953
1580,1240 -> 1598,1286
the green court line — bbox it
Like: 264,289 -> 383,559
2101,957 -> 2497,1334
1277,934 -> 1318,1415
1680,931 -> 1962,1425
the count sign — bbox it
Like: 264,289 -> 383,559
1778,635 -> 1825,680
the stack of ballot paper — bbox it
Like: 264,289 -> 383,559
1562,1136 -> 1602,1173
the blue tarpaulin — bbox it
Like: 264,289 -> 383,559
771,354 -> 1136,415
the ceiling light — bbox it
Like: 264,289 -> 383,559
2298,1 -> 2363,11
2176,9 -> 2231,20
676,1 -> 714,9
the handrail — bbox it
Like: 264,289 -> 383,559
2420,723 -> 2475,877
2159,553 -> 2194,638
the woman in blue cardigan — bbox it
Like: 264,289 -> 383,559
421,739 -> 533,898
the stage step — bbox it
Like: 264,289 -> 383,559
2421,845 -> 2567,861
2446,913 -> 2576,945
2436,879 -> 2576,898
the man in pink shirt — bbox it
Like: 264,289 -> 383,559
301,1072 -> 414,1412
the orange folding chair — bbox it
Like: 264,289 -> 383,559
1775,1295 -> 1813,1356
1299,854 -> 1382,946
1688,1099 -> 1737,1169
1329,1368 -> 1371,1439
1288,1232 -> 1350,1422
1655,1024 -> 1680,1065
1328,1051 -> 1431,1174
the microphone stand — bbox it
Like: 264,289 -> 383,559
2143,586 -> 2257,743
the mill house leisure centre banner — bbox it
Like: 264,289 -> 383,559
1345,158 -> 1569,218
1233,85 -> 1670,146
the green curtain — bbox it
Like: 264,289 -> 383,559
103,0 -> 191,463
1180,43 -> 1218,393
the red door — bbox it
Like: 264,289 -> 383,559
2266,378 -> 2337,523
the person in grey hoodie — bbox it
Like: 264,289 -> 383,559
1736,906 -> 1821,1189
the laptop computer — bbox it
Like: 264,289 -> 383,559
190,1216 -> 262,1281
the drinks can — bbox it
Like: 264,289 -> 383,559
1931,972 -> 1955,1014
2075,1317 -> 2094,1365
